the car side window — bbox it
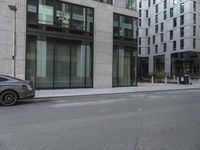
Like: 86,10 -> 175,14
0,77 -> 8,82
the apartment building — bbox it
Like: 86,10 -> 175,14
0,0 -> 138,89
138,0 -> 200,78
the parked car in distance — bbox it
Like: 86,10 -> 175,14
0,75 -> 35,106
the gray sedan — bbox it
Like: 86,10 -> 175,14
0,75 -> 35,106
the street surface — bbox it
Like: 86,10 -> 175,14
1,90 -> 200,150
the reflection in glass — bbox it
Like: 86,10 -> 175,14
56,3 -> 70,28
54,43 -> 70,88
36,40 -> 54,88
72,5 -> 86,31
38,0 -> 54,25
27,0 -> 37,23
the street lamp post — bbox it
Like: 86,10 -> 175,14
8,4 -> 17,77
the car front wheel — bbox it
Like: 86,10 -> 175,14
0,90 -> 18,106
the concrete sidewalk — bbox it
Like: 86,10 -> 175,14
35,82 -> 200,99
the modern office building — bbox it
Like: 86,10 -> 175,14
138,0 -> 200,78
0,0 -> 138,89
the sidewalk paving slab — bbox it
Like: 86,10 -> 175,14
35,82 -> 200,99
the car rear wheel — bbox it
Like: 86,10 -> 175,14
0,91 -> 18,106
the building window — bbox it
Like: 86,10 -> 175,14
94,0 -> 113,5
38,0 -> 54,25
164,0 -> 167,9
180,15 -> 184,25
170,8 -> 173,17
161,22 -> 164,32
155,15 -> 158,23
113,13 -> 138,39
180,3 -> 184,13
164,11 -> 167,20
193,14 -> 196,24
139,47 -> 141,55
148,37 -> 151,45
180,39 -> 184,49
155,45 -> 158,53
148,18 -> 151,26
180,27 -> 184,37
113,46 -> 137,87
146,10 -> 148,18
193,26 -> 196,36
139,1 -> 142,8
170,30 -> 173,40
161,33 -> 164,42
148,0 -> 151,7
153,0 -> 156,5
146,29 -> 149,36
139,19 -> 142,27
173,41 -> 176,50
139,9 -> 142,17
163,43 -> 167,52
26,36 -> 93,89
153,35 -> 156,44
173,18 -> 177,27
194,1 -> 196,12
139,37 -> 141,45
27,0 -> 37,23
193,39 -> 196,49
126,0 -> 137,10
155,4 -> 158,13
155,25 -> 158,33
148,47 -> 150,54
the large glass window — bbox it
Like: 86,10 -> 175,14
27,0 -> 37,23
71,5 -> 86,31
113,14 -> 138,39
126,0 -> 137,10
56,3 -> 71,28
113,46 -> 137,87
26,36 -> 93,89
171,52 -> 200,76
154,55 -> 165,78
38,0 -> 54,25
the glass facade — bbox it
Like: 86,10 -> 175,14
113,46 -> 137,87
113,13 -> 138,40
171,52 -> 200,76
27,0 -> 94,34
153,55 -> 165,77
138,57 -> 149,80
26,36 -> 93,89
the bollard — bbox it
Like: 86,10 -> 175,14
165,77 -> 167,84
177,77 -> 179,84
151,76 -> 154,84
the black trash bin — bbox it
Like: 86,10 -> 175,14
179,74 -> 190,84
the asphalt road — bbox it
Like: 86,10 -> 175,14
1,90 -> 200,150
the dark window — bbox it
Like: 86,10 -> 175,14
94,0 -> 113,4
155,15 -> 158,23
180,27 -> 184,37
164,0 -> 167,9
193,26 -> 196,36
155,25 -> 158,33
155,45 -> 158,53
173,41 -> 176,50
148,37 -> 151,45
161,22 -> 164,31
180,15 -> 184,25
146,10 -> 148,18
180,39 -> 184,49
193,39 -> 196,49
170,30 -> 173,40
156,4 -> 158,13
164,11 -> 167,20
153,35 -> 156,44
163,43 -> 167,52
173,18 -> 177,27
194,1 -> 196,11
180,3 -> 184,13
161,33 -> 164,42
170,8 -> 173,17
193,14 -> 196,24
